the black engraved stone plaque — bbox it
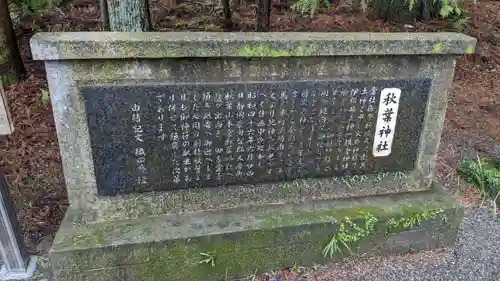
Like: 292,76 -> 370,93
82,79 -> 431,196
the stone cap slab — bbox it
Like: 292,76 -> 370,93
30,32 -> 476,60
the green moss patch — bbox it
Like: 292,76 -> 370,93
262,206 -> 387,228
432,43 -> 442,53
51,185 -> 462,281
237,44 -> 310,57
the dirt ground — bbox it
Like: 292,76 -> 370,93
0,0 -> 498,269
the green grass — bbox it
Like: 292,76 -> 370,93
322,212 -> 378,258
291,0 -> 331,17
198,252 -> 216,268
458,156 -> 500,212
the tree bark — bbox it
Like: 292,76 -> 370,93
371,0 -> 440,23
0,0 -> 25,87
257,0 -> 271,32
100,0 -> 110,30
232,0 -> 241,10
105,0 -> 151,31
222,0 -> 233,29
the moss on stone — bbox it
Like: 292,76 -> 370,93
69,225 -> 109,246
31,32 -> 477,61
56,221 -> 141,248
50,184 -> 463,281
432,43 -> 442,53
58,38 -> 182,60
261,206 -> 387,228
129,225 -> 318,281
237,44 -> 310,57
465,46 -> 474,54
74,61 -> 126,82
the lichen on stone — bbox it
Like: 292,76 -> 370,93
432,43 -> 442,53
237,44 -> 310,57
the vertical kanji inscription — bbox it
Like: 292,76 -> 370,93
82,78 -> 430,195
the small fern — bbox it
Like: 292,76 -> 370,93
453,16 -> 469,32
438,0 -> 464,19
293,0 -> 470,20
9,0 -> 59,16
408,0 -> 416,11
291,0 -> 331,17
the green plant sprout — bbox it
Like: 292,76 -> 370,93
199,252 -> 216,267
374,172 -> 389,183
493,191 -> 500,216
341,177 -> 353,189
336,174 -> 370,188
387,208 -> 445,231
393,171 -> 408,181
244,268 -> 259,281
40,89 -> 50,106
359,175 -> 369,183
323,209 -> 449,258
323,212 -> 378,258
458,156 -> 500,214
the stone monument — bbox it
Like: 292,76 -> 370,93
0,85 -> 14,135
30,32 -> 476,281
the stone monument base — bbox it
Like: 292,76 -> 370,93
50,184 -> 462,281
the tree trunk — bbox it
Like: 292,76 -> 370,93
105,0 -> 151,31
0,0 -> 25,87
222,0 -> 233,29
257,0 -> 271,31
100,0 -> 109,30
371,0 -> 440,23
232,0 -> 241,10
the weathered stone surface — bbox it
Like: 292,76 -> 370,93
0,85 -> 13,135
30,32 -> 475,281
30,32 -> 476,60
82,78 -> 430,196
50,184 -> 463,281
39,54 -> 461,222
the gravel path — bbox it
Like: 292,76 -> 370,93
296,206 -> 500,281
